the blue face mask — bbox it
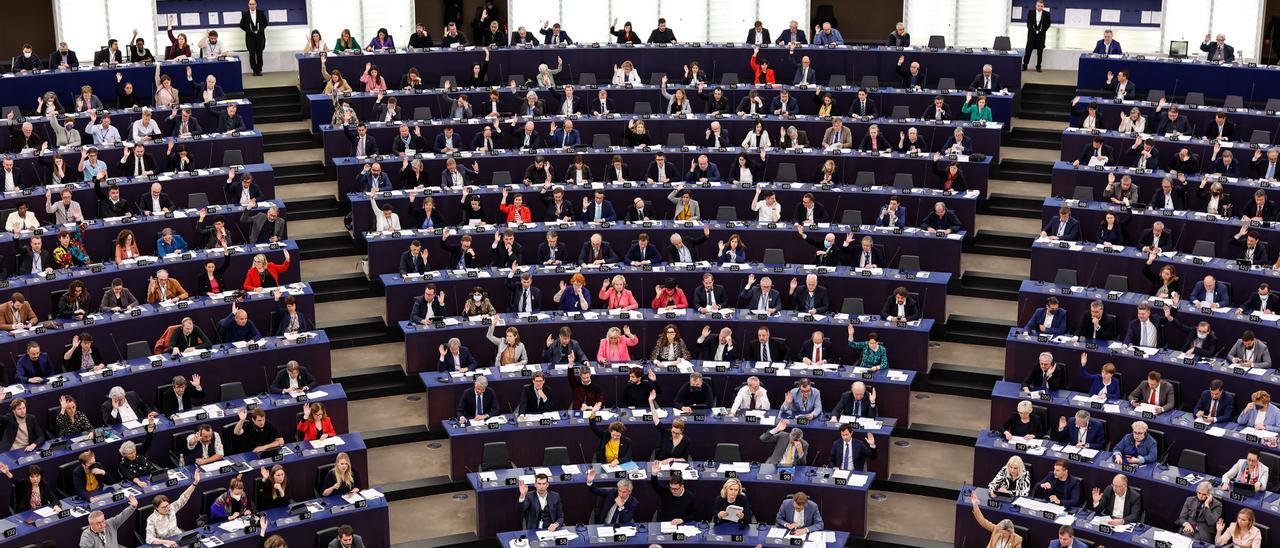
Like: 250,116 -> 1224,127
824,241 -> 833,249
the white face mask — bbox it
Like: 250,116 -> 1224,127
230,492 -> 242,501
472,295 -> 483,302
23,52 -> 31,58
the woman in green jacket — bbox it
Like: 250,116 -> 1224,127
961,92 -> 994,122
333,28 -> 361,53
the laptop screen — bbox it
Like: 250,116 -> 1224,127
1170,41 -> 1189,57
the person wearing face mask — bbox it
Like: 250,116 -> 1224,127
1237,390 -> 1280,430
12,44 -> 41,72
462,286 -> 497,316
210,476 -> 253,521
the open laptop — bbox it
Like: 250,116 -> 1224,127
1169,41 -> 1189,58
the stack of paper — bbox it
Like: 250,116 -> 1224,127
309,436 -> 345,449
716,462 -> 751,473
1152,529 -> 1193,548
477,471 -> 498,483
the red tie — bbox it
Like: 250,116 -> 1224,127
1149,388 -> 1157,405
1209,399 -> 1217,417
815,346 -> 821,362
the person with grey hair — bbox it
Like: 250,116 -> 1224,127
761,419 -> 808,465
117,416 -> 159,486
999,399 -> 1045,441
967,489 -> 1022,546
271,360 -> 316,395
101,386 -> 154,425
1054,409 -> 1104,449
1175,480 -> 1221,542
585,466 -> 637,524
156,227 -> 189,255
457,375 -> 498,424
438,337 -> 478,372
158,373 -> 204,417
79,494 -> 138,548
535,56 -> 564,88
1087,473 -> 1143,525
970,63 -> 1001,93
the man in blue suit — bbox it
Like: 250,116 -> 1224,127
356,162 -> 392,192
1112,421 -> 1158,465
1053,410 -> 1105,450
580,191 -> 617,222
1035,460 -> 1083,507
438,338 -> 477,372
1200,33 -> 1235,62
1122,302 -> 1176,348
548,120 -> 580,149
1093,30 -> 1123,55
1040,205 -> 1080,241
1190,275 -> 1230,308
1192,380 -> 1234,424
770,89 -> 800,116
433,126 -> 461,153
517,474 -> 564,530
456,376 -> 498,423
775,21 -> 807,45
1050,525 -> 1088,548
507,271 -> 543,314
685,155 -> 721,183
827,424 -> 877,471
775,492 -> 824,534
15,341 -> 55,383
1024,296 -> 1068,336
586,469 -> 637,524
1237,390 -> 1280,429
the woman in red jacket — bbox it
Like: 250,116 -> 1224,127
296,402 -> 337,441
651,278 -> 689,310
243,249 -> 291,290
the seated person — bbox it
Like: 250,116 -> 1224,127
880,288 -> 920,321
1000,400 -> 1046,441
1086,474 -> 1143,525
1052,410 -> 1104,450
234,407 -> 285,454
1112,421 -> 1157,465
988,455 -> 1031,497
1023,297 -> 1067,336
217,304 -> 262,343
1237,390 -> 1280,430
1035,460 -> 1083,508
457,377 -> 498,423
271,360 -> 315,395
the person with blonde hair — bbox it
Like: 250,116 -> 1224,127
597,326 -> 639,365
968,489 -> 1023,547
322,452 -> 362,496
987,455 -> 1030,496
486,324 -> 528,367
713,478 -> 753,525
1216,508 -> 1262,547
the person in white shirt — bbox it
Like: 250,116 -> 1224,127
751,188 -> 782,223
729,375 -> 770,414
146,469 -> 202,545
130,109 -> 162,142
369,193 -> 401,231
198,30 -> 227,58
612,60 -> 640,85
5,203 -> 38,233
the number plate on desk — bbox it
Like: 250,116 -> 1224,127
1037,335 -> 1049,343
1142,411 -> 1155,419
1069,452 -> 1082,461
1121,464 -> 1138,473
1085,342 -> 1098,350
1041,510 -> 1056,519
797,417 -> 809,425
1099,524 -> 1113,534
1176,476 -> 1190,486
1090,401 -> 1102,410
487,422 -> 500,430
1231,490 -> 1246,501
1182,357 -> 1194,365
694,414 -> 706,421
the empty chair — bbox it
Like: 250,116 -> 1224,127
936,77 -> 956,90
543,446 -> 570,466
126,341 -> 151,360
1251,129 -> 1272,145
578,73 -> 597,85
315,527 -> 340,548
1268,98 -> 1280,112
899,255 -> 921,272
1184,92 -> 1205,106
134,504 -> 155,544
841,209 -> 863,226
993,36 -> 1012,51
855,171 -> 876,186
1176,449 -> 1207,473
1104,275 -> 1128,292
491,171 -> 513,186
776,163 -> 798,182
649,72 -> 666,86
413,107 -> 433,120
1072,186 -> 1094,202
1054,268 -> 1078,287
1224,95 -> 1244,109
892,173 -> 914,190
716,206 -> 737,221
480,441 -> 515,471
890,105 -> 910,119
633,101 -> 653,115
221,150 -> 244,166
666,133 -> 686,147
720,73 -> 739,85
591,134 -> 611,148
1261,452 -> 1280,492
762,248 -> 786,265
1192,240 -> 1215,257
841,298 -> 865,315
714,443 -> 742,462
188,192 -> 209,210
508,74 -> 525,85
827,74 -> 847,87
1146,90 -> 1165,103
438,75 -> 456,88
927,35 -> 946,49
860,75 -> 879,88
220,382 -> 246,401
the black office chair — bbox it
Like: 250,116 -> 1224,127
648,72 -> 666,86
720,73 -> 739,85
481,441 -> 515,471
57,460 -> 79,498
188,192 -> 210,210
899,255 -> 921,272
1192,240 -> 1215,257
1054,269 -> 1078,287
200,487 -> 226,521
154,383 -> 173,409
1072,186 -> 1094,202
170,430 -> 194,467
1031,404 -> 1051,435
220,382 -> 246,401
134,504 -> 155,544
591,134 -> 611,148
927,35 -> 946,49
412,107 -> 433,120
543,446 -> 570,466
438,75 -> 456,88
1184,92 -> 1205,106
48,289 -> 68,320
855,171 -> 876,186
222,150 -> 244,166
1166,379 -> 1183,410
1224,95 -> 1244,109
716,206 -> 737,221
841,298 -> 865,315
314,463 -> 336,497
827,74 -> 847,87
1176,449 -> 1207,473
936,77 -> 956,91
666,133 -> 686,147
892,173 -> 914,190
1104,275 -> 1128,292
222,422 -> 242,455
315,527 -> 340,548
841,210 -> 863,226
890,105 -> 910,119
633,101 -> 653,115
993,36 -> 1012,51
1261,452 -> 1280,492
1268,98 -> 1280,112
125,341 -> 151,360
776,163 -> 798,182
1012,524 -> 1029,542
1256,523 -> 1270,546
714,443 -> 741,462
1252,130 -> 1273,145
1129,485 -> 1146,523
1146,429 -> 1166,462
491,171 -> 513,186
578,73 -> 597,86
860,75 -> 879,89
762,248 -> 786,265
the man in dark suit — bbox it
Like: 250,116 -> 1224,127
797,331 -> 833,364
578,234 -> 619,265
15,341 -> 54,383
512,121 -> 544,149
507,271 -> 542,314
1123,302 -> 1176,348
1192,379 -> 1235,424
664,228 -> 710,263
1103,70 -> 1137,100
1040,205 -> 1081,241
1086,474 -> 1144,525
456,377 -> 498,423
743,326 -> 787,362
586,469 -> 638,524
624,233 -> 663,266
1023,352 -> 1068,392
789,275 -> 829,314
1148,180 -> 1184,211
1200,33 -> 1235,62
1251,148 -> 1280,180
845,235 -> 885,269
828,381 -> 877,420
703,122 -> 730,148
1024,297 -> 1068,336
344,123 -> 378,156
591,89 -> 617,116
580,191 -> 617,222
1175,320 -> 1220,358
1139,222 -> 1175,253
1074,137 -> 1113,167
1127,139 -> 1160,170
438,338 -> 478,372
101,387 -> 152,425
409,284 -> 451,324
798,230 -> 843,266
1243,190 -> 1276,222
746,21 -> 771,45
828,425 -> 877,471
970,65 -> 1001,92
1128,371 -> 1176,412
848,89 -> 877,118
1203,112 -> 1238,141
1190,276 -> 1230,308
1231,228 -> 1270,266
0,398 -> 47,451
692,273 -> 726,313
645,152 -> 680,183
793,194 -> 828,224
440,229 -> 479,269
880,288 -> 920,321
1155,106 -> 1193,135
1241,283 -> 1280,314
1035,460 -> 1084,509
1075,300 -> 1120,340
400,240 -> 429,276
537,230 -> 567,265
739,274 -> 781,313
157,375 -> 204,418
93,40 -> 123,66
1053,411 -> 1105,451
518,474 -> 564,530
270,361 -> 316,394
623,196 -> 656,223
1023,0 -> 1050,71
696,326 -> 738,361
239,0 -> 269,76
48,42 -> 78,68
775,21 -> 807,45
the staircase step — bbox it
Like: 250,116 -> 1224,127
1016,109 -> 1071,123
254,112 -> 306,124
273,161 -> 330,185
1005,127 -> 1062,150
281,194 -> 344,221
967,230 -> 1034,259
333,364 -> 422,399
939,314 -> 1017,347
310,271 -> 379,302
921,362 -> 1003,397
954,270 -> 1027,300
315,316 -> 395,348
295,230 -> 362,259
995,159 -> 1054,183
262,129 -> 317,153
978,192 -> 1044,219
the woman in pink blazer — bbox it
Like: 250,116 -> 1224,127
597,326 -> 639,365
598,275 -> 639,310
